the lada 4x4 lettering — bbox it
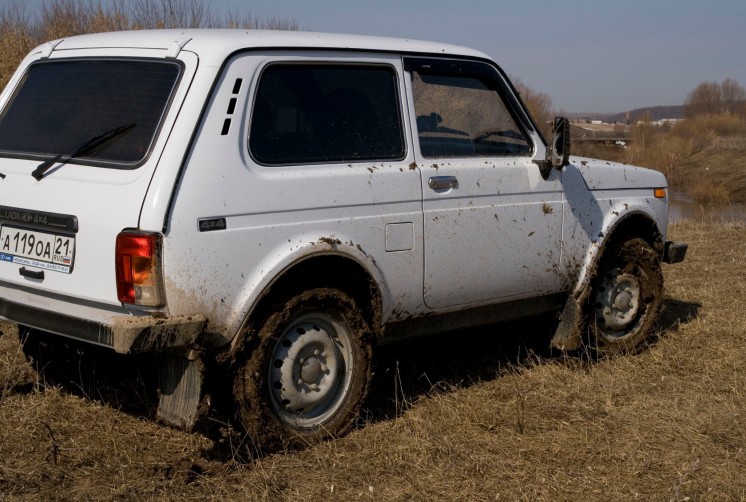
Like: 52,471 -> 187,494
0,29 -> 687,446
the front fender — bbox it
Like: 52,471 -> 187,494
571,202 -> 664,299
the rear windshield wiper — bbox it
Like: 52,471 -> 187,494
31,123 -> 136,181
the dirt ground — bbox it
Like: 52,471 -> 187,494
1,218 -> 744,501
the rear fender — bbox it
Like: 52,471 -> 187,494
226,235 -> 388,351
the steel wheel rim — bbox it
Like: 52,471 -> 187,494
268,313 -> 354,428
594,266 -> 643,339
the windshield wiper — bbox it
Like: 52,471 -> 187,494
32,123 -> 136,181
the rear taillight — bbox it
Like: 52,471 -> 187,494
115,231 -> 164,306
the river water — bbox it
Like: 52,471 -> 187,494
669,191 -> 746,222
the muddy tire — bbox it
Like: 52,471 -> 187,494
234,288 -> 372,450
585,237 -> 663,356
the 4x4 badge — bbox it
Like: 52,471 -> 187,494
198,218 -> 227,232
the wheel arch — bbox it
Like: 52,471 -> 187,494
229,251 -> 384,356
603,212 -> 664,253
573,211 -> 664,299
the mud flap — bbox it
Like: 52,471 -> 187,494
157,354 -> 206,431
550,296 -> 582,351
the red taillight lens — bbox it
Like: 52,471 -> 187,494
115,231 -> 163,306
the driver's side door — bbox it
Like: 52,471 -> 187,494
405,57 -> 566,310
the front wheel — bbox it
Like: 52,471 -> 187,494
586,237 -> 663,356
234,288 -> 372,449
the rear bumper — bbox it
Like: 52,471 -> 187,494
663,241 -> 688,264
0,283 -> 206,354
108,314 -> 207,354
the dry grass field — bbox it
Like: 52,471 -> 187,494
1,218 -> 744,501
1,3 -> 745,499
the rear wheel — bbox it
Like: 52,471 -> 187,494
234,288 -> 372,449
586,237 -> 663,355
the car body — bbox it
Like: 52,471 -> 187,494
0,29 -> 686,446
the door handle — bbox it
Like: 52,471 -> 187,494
428,176 -> 458,190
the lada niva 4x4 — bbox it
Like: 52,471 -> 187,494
0,29 -> 687,446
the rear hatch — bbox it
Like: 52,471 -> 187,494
0,47 -> 188,307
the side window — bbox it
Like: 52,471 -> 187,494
249,64 -> 405,164
410,68 -> 531,158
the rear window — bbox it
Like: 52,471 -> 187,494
0,59 -> 181,167
249,64 -> 405,164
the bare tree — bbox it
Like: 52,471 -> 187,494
126,0 -> 215,29
720,78 -> 746,115
124,0 -> 299,30
513,78 -> 554,138
224,9 -> 300,30
40,0 -> 109,39
684,81 -> 723,117
0,3 -> 34,89
684,79 -> 746,118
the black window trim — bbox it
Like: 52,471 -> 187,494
247,60 -> 408,167
0,56 -> 185,170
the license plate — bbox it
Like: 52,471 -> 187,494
0,225 -> 75,273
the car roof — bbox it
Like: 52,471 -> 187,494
44,29 -> 491,65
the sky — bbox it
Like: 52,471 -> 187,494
17,0 -> 746,113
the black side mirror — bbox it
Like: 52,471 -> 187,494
550,116 -> 571,168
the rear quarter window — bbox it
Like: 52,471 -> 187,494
0,59 -> 182,167
249,64 -> 405,164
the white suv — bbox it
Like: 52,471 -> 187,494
0,30 -> 686,446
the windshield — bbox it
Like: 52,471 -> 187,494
0,59 -> 181,167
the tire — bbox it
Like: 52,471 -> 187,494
234,288 -> 372,449
585,237 -> 663,356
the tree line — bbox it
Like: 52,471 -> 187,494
684,78 -> 746,118
0,0 -> 298,89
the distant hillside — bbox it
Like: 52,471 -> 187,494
568,105 -> 684,123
